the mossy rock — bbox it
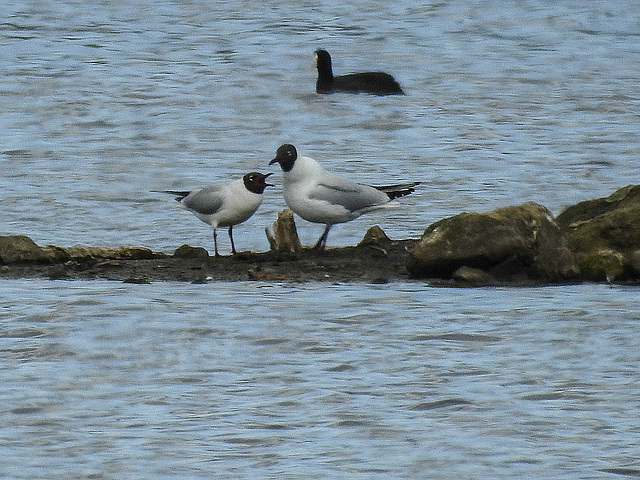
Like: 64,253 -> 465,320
577,250 -> 626,282
556,185 -> 640,230
407,202 -> 577,281
0,235 -> 48,263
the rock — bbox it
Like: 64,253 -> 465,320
452,266 -> 498,285
556,185 -> 640,280
577,250 -> 625,282
266,209 -> 302,252
109,246 -> 157,260
0,235 -> 48,263
629,250 -> 640,276
41,245 -> 157,261
4,186 -> 640,284
357,225 -> 391,247
556,184 -> 640,229
173,244 -> 209,259
406,202 -> 577,282
0,236 -> 157,265
75,246 -> 155,260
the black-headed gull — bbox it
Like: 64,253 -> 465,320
156,172 -> 273,257
269,144 -> 418,250
315,49 -> 404,95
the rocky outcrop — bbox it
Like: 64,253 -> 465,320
406,185 -> 640,284
406,202 -> 578,284
556,185 -> 640,281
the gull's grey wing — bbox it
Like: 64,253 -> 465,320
181,185 -> 225,215
309,172 -> 389,213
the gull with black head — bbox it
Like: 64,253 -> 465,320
156,172 -> 273,257
269,144 -> 419,250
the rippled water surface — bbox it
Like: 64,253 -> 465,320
1,0 -> 640,478
2,280 -> 640,479
0,280 -> 640,479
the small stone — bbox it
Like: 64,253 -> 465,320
173,244 -> 209,259
123,277 -> 152,284
266,209 -> 302,252
358,225 -> 391,247
452,266 -> 497,285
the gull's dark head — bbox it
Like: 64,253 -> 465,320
243,172 -> 273,194
269,144 -> 297,172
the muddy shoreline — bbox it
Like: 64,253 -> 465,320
0,240 -> 421,284
0,236 -> 635,286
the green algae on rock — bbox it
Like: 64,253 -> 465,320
406,202 -> 577,283
556,184 -> 640,281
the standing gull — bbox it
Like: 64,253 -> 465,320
156,172 -> 273,257
269,144 -> 418,250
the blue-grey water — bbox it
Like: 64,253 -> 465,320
1,0 -> 639,478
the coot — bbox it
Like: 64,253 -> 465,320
315,48 -> 404,95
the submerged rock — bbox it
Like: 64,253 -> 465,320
556,184 -> 640,281
406,202 -> 577,283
